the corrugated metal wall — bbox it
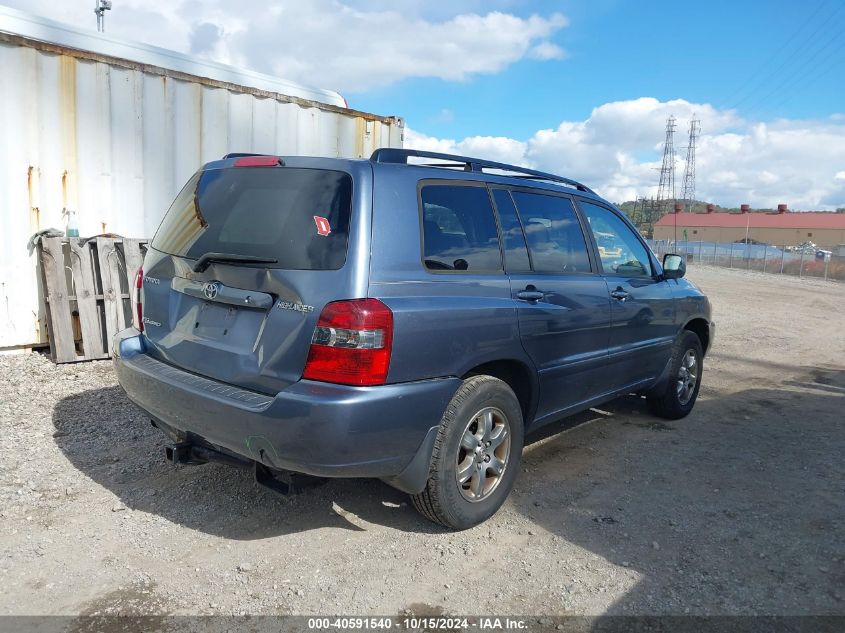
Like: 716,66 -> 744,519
0,40 -> 403,348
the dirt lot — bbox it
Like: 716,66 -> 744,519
1,266 -> 843,617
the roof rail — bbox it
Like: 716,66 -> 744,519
370,148 -> 594,194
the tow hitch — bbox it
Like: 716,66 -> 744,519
164,442 -> 250,469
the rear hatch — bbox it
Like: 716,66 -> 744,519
140,157 -> 366,395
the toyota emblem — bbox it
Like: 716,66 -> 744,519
203,282 -> 220,300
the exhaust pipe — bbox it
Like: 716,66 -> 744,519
255,461 -> 328,495
164,441 -> 326,496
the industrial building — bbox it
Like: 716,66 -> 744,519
653,205 -> 845,248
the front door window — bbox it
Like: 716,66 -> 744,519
579,202 -> 652,277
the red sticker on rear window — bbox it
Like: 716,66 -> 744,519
314,216 -> 331,237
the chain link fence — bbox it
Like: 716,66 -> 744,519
647,240 -> 845,282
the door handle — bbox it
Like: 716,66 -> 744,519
610,288 -> 630,301
516,290 -> 545,302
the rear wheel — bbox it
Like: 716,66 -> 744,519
411,376 -> 523,530
647,330 -> 704,420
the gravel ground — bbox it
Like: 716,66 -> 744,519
1,266 -> 843,617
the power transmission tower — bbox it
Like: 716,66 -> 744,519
634,195 -> 662,239
681,117 -> 700,210
655,116 -> 677,218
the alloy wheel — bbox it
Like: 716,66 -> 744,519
676,349 -> 699,405
455,407 -> 511,502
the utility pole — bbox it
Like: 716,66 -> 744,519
655,116 -> 677,221
95,0 -> 112,32
681,117 -> 700,211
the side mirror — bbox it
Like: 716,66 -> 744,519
662,253 -> 686,279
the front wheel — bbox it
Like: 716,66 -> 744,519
647,331 -> 704,420
411,376 -> 524,530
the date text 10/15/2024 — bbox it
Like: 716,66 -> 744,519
306,617 -> 529,630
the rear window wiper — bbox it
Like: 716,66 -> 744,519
192,252 -> 279,272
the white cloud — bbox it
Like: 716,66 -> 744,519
528,41 -> 566,60
405,129 -> 529,166
406,98 -> 845,210
230,6 -> 568,91
3,0 -> 567,92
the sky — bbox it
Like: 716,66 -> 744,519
3,0 -> 845,209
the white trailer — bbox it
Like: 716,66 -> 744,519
0,6 -> 404,350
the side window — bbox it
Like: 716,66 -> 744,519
421,185 -> 502,272
491,189 -> 531,272
580,202 -> 652,277
510,191 -> 591,273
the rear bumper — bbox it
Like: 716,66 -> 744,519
112,329 -> 457,493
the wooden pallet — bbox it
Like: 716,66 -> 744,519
37,236 -> 148,363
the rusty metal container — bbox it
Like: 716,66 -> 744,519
0,6 -> 404,348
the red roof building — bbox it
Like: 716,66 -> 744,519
652,211 -> 845,248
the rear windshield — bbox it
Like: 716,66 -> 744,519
151,167 -> 353,270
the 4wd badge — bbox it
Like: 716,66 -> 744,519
314,216 -> 331,237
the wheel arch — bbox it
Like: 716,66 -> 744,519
461,358 -> 538,428
683,317 -> 711,355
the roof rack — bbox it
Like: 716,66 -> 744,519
370,148 -> 594,194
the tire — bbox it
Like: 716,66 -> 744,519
411,375 -> 524,530
647,330 -> 704,420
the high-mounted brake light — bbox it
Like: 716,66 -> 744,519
132,267 -> 144,332
233,155 -> 281,167
302,299 -> 393,386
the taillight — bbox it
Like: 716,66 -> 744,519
233,155 -> 281,167
132,267 -> 144,332
302,299 -> 393,386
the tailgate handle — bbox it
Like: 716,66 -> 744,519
172,278 -> 274,310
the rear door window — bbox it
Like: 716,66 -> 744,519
151,167 -> 353,270
510,191 -> 591,273
491,188 -> 531,273
421,184 -> 502,272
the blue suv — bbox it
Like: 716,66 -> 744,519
113,149 -> 714,529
